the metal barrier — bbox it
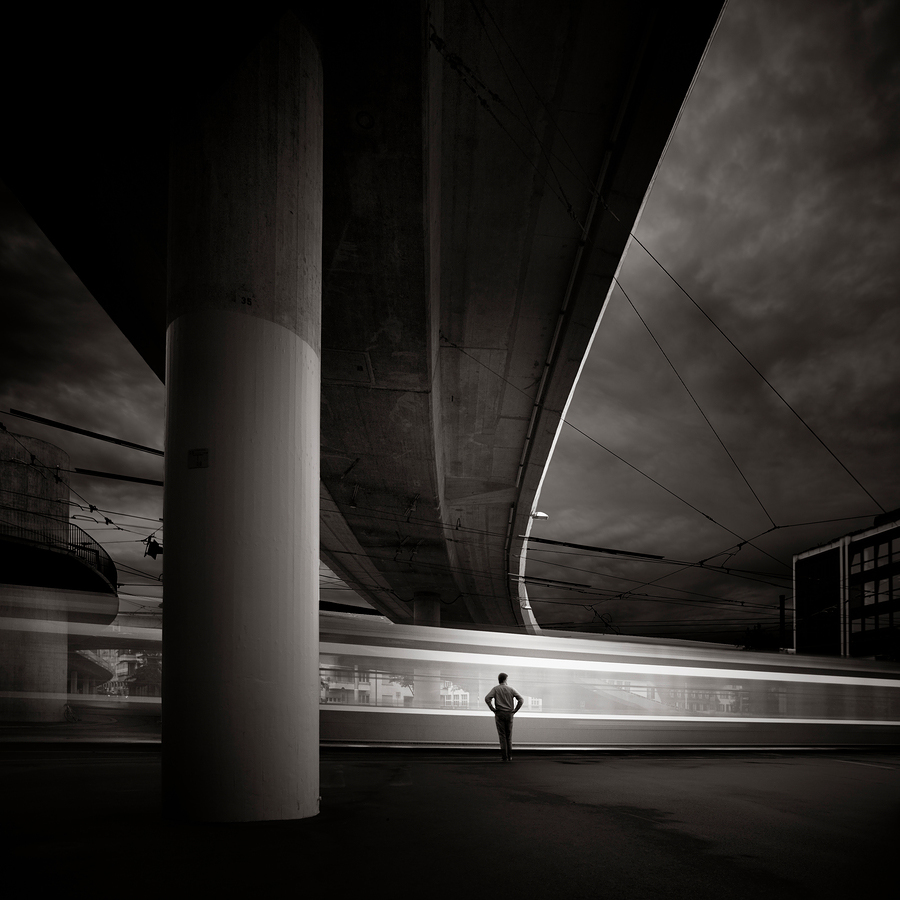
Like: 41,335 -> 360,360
0,508 -> 118,588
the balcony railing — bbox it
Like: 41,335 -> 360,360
0,508 -> 118,589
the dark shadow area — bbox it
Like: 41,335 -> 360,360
0,746 -> 894,899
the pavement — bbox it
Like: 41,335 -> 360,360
1,738 -> 897,899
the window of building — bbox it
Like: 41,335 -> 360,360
863,545 -> 875,571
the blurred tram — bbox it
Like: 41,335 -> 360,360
319,611 -> 900,749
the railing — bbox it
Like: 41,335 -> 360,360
0,508 -> 118,589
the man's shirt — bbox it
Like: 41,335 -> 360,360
485,683 -> 523,714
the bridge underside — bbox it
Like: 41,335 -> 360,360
2,1 -> 724,629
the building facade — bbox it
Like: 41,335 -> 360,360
794,512 -> 900,658
1,430 -> 118,720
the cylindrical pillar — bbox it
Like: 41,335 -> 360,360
413,590 -> 440,627
163,14 -> 322,822
412,592 -> 441,709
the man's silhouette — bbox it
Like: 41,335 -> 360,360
484,672 -> 523,761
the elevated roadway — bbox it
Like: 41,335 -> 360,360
2,1 -> 723,629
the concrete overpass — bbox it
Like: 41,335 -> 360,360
1,2 -> 724,820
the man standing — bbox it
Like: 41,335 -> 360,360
484,672 -> 523,762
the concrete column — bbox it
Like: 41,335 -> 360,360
411,592 -> 441,709
163,14 -> 322,822
0,593 -> 67,722
413,590 -> 441,627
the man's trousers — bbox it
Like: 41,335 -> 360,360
494,712 -> 514,759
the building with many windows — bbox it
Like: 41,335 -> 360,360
1,431 -> 118,720
794,511 -> 900,658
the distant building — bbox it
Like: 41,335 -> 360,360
440,681 -> 469,708
320,665 -> 414,707
794,510 -> 900,658
0,431 -> 118,720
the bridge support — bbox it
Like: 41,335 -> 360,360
412,592 -> 442,708
163,14 -> 322,821
413,590 -> 441,627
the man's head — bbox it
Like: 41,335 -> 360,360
498,673 -> 508,683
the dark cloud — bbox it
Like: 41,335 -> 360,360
1,180 -> 165,596
0,183 -> 165,452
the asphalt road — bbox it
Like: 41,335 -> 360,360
1,748 -> 896,898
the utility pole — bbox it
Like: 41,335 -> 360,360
779,595 -> 786,650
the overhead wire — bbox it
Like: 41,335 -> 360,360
440,332 -> 794,574
428,8 -> 886,542
427,18 -> 584,228
524,550 -> 789,601
321,492 -> 864,626
469,0 -> 596,189
322,493 -> 790,599
6,9 -> 888,636
1,421 -> 164,574
614,277 -> 777,529
464,0 -> 587,219
1,408 -> 845,636
624,231 -> 887,515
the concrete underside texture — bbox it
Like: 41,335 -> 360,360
0,3 -> 726,633
1,747 -> 895,899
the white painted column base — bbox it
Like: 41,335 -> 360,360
164,310 -> 319,821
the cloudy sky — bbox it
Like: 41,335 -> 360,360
1,0 -> 898,642
0,189 -> 167,611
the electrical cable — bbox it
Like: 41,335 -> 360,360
428,25 -> 584,229
469,0 -> 596,190
422,12 -> 886,528
623,230 -> 888,514
615,277 -> 777,528
441,332 -> 794,572
464,0 -> 585,217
